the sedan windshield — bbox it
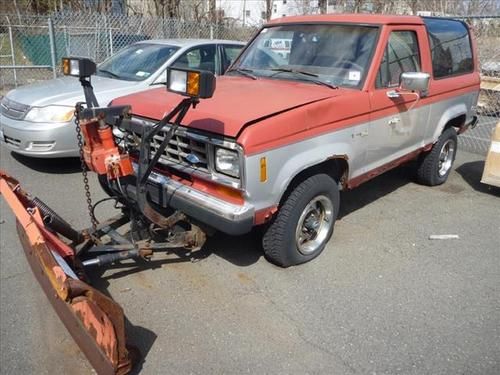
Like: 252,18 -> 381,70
96,43 -> 179,81
232,24 -> 378,88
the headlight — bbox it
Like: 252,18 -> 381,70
215,147 -> 240,178
24,106 -> 74,123
61,57 -> 96,78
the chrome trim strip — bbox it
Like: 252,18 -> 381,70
132,163 -> 254,222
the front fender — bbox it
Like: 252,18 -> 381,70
244,135 -> 360,212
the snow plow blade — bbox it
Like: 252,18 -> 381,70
0,171 -> 133,375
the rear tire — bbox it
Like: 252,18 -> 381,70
416,127 -> 457,186
262,174 -> 339,267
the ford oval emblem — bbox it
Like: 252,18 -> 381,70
186,153 -> 200,165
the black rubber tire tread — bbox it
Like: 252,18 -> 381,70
262,174 -> 339,268
416,127 -> 458,186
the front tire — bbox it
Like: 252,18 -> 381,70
416,127 -> 458,186
262,174 -> 339,267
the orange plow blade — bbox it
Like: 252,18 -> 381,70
0,171 -> 133,375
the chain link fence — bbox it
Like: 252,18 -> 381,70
0,12 -> 498,155
0,13 -> 256,89
456,16 -> 500,155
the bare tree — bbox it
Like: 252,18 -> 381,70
318,0 -> 327,14
352,0 -> 365,13
206,0 -> 216,22
152,0 -> 180,18
265,0 -> 273,21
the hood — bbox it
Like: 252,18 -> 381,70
112,76 -> 341,137
6,76 -> 143,107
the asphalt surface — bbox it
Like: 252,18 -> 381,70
0,146 -> 499,375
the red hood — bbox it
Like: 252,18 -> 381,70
112,76 -> 341,137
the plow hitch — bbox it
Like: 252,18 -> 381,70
0,58 -> 216,374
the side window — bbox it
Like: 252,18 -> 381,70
172,45 -> 217,73
424,18 -> 473,78
222,44 -> 244,73
376,31 -> 421,88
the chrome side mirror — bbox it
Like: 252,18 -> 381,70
400,72 -> 430,93
387,72 -> 430,99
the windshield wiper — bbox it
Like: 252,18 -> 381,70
270,68 -> 338,89
227,67 -> 257,80
97,69 -> 121,79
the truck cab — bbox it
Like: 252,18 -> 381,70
109,14 -> 480,267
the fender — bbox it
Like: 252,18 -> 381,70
274,143 -> 353,200
430,102 -> 467,142
244,133 -> 360,212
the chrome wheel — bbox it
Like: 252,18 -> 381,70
295,195 -> 334,255
438,139 -> 455,177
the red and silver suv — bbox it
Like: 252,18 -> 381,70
109,14 -> 480,267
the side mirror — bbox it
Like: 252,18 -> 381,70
167,68 -> 216,99
387,72 -> 430,99
62,57 -> 96,78
399,72 -> 430,93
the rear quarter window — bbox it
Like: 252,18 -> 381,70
424,18 -> 473,79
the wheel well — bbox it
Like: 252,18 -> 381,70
280,157 -> 348,206
444,114 -> 466,131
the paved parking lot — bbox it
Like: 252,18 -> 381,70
1,146 -> 499,375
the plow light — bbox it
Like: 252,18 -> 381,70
62,57 -> 96,78
167,68 -> 216,99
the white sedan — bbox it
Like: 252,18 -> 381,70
0,39 -> 244,158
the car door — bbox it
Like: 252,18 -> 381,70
366,26 -> 431,172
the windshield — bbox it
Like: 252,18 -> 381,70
96,43 -> 179,81
232,24 -> 379,88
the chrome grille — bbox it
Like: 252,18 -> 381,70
128,128 -> 210,174
0,97 -> 30,120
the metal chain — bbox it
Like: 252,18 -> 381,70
74,105 -> 98,231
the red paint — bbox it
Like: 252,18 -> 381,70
114,21 -> 479,158
111,76 -> 337,138
80,119 -> 134,179
112,15 -> 480,198
254,206 -> 278,225
267,14 -> 424,26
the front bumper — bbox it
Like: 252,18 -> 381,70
0,114 -> 79,157
124,167 -> 255,235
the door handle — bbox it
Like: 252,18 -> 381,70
353,130 -> 368,138
388,117 -> 400,126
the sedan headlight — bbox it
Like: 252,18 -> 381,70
24,106 -> 74,123
215,147 -> 240,178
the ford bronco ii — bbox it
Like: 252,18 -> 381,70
110,14 -> 479,267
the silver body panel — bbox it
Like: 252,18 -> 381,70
242,91 -> 478,214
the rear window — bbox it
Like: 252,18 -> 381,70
424,18 -> 473,79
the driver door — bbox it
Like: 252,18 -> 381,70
366,26 -> 431,172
